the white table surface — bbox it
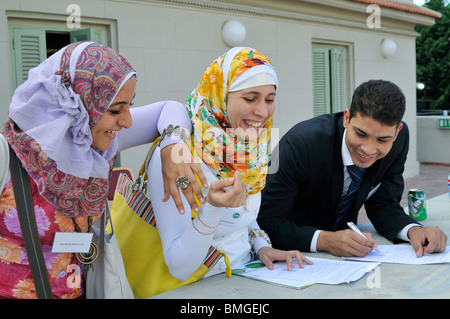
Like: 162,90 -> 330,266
151,194 -> 450,299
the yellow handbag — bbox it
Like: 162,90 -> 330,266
109,138 -> 230,299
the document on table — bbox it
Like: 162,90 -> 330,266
232,257 -> 379,289
344,245 -> 450,264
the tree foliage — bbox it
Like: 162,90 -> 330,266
415,0 -> 450,110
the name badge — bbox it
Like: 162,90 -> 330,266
52,232 -> 94,253
221,208 -> 241,226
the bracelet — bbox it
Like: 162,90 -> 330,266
158,124 -> 188,147
192,219 -> 216,236
249,228 -> 271,245
197,214 -> 219,229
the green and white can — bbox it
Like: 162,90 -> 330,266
408,189 -> 427,220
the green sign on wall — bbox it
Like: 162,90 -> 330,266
439,118 -> 450,129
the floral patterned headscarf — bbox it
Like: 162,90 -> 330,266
1,41 -> 136,217
186,47 -> 278,195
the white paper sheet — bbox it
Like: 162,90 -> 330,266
233,257 -> 379,289
344,245 -> 450,264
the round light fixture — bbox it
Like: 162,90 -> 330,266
380,38 -> 397,58
221,20 -> 246,47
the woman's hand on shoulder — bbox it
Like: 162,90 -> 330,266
160,143 -> 208,215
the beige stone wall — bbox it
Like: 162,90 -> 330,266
1,0 -> 437,177
417,116 -> 450,164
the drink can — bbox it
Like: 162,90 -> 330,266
448,173 -> 450,199
408,189 -> 427,220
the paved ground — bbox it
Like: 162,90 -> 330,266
358,163 -> 450,224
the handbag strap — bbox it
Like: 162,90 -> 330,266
121,138 -> 232,277
98,200 -> 111,251
8,145 -> 53,299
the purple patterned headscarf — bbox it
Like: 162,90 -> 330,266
1,41 -> 136,217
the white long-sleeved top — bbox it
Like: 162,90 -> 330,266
147,144 -> 271,281
117,100 -> 191,152
0,100 -> 190,193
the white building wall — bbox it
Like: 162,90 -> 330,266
0,0 -> 427,178
417,116 -> 450,164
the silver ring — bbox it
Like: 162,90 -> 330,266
176,176 -> 190,189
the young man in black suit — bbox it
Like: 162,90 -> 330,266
258,80 -> 447,257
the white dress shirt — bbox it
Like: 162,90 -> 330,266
310,129 -> 415,252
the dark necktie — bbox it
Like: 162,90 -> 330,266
333,165 -> 367,230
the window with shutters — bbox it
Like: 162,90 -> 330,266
312,44 -> 350,117
9,25 -> 102,89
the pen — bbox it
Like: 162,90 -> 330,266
347,222 -> 381,253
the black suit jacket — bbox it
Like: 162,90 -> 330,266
258,112 -> 419,252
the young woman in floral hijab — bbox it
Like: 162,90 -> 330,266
147,47 -> 312,281
0,41 -> 203,299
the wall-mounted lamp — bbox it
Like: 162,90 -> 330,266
380,38 -> 397,58
221,20 -> 246,47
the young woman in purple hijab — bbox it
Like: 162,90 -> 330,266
0,41 -> 203,299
